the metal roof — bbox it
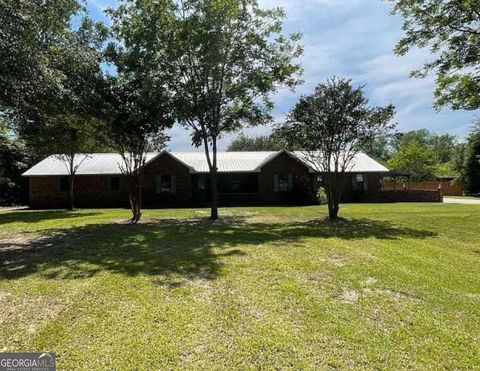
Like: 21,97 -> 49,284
293,151 -> 390,173
22,153 -> 159,176
173,151 -> 278,173
23,150 -> 389,176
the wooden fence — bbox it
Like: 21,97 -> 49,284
383,180 -> 463,196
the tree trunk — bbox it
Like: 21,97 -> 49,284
210,168 -> 219,220
68,173 -> 75,211
203,135 -> 219,220
327,199 -> 339,220
67,155 -> 75,211
325,175 -> 340,220
128,172 -> 142,224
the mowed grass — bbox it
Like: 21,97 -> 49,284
0,204 -> 479,369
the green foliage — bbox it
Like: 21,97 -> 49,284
387,140 -> 437,181
227,133 -> 284,151
462,122 -> 480,195
356,134 -> 393,163
359,128 -> 461,178
101,2 -> 178,222
390,0 -> 480,110
1,0 -> 108,160
0,120 -> 33,205
392,130 -> 457,164
0,0 -> 81,110
111,0 -> 302,219
433,162 -> 459,178
277,77 -> 395,219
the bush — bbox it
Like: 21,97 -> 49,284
318,187 -> 327,204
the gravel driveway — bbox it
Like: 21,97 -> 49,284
443,197 -> 480,204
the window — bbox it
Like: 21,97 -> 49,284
60,177 -> 69,192
156,175 -> 176,194
274,174 -> 293,192
278,174 -> 289,192
110,177 -> 120,191
353,174 -> 368,191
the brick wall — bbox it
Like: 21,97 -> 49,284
29,175 -> 128,209
142,153 -> 193,207
258,152 -> 313,205
29,153 -> 193,209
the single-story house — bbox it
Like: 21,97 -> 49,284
22,150 -> 441,208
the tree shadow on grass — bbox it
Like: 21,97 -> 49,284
0,210 -> 101,225
0,216 -> 437,283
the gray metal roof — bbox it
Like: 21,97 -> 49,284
22,153 -> 159,176
293,151 -> 390,173
23,150 -> 389,176
173,151 -> 278,173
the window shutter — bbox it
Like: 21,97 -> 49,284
273,174 -> 279,192
287,174 -> 293,191
171,175 -> 176,193
352,174 -> 357,190
156,175 -> 161,194
363,174 -> 368,191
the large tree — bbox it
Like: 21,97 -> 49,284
277,77 -> 395,220
9,16 -> 108,210
390,0 -> 480,110
100,76 -> 173,224
122,0 -> 301,219
102,3 -> 175,223
1,0 -> 108,209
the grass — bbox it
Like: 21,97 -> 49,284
0,204 -> 479,369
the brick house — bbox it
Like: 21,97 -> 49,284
23,150 -> 392,209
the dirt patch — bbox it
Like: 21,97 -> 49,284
365,288 -> 422,303
0,295 -> 67,338
336,289 -> 359,303
362,277 -> 377,286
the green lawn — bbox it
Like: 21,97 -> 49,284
0,204 -> 479,369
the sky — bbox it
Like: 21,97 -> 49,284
87,0 -> 477,151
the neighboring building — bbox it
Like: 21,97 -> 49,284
22,150 -> 425,209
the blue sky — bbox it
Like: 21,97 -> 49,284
87,0 -> 477,150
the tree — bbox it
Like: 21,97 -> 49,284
1,0 -> 108,210
100,77 -> 173,224
356,133 -> 394,163
227,133 -> 284,151
277,77 -> 395,220
430,133 -> 457,164
150,0 -> 302,219
390,0 -> 480,110
0,0 -> 84,112
387,140 -> 437,181
0,119 -> 34,205
9,16 -> 108,210
101,3 -> 175,223
462,122 -> 480,195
